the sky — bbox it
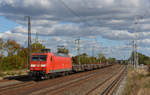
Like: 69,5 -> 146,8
0,0 -> 150,59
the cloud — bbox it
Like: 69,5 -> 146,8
0,0 -> 150,59
138,39 -> 150,47
0,30 -> 26,44
3,24 -> 150,42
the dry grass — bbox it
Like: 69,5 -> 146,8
123,65 -> 150,95
0,70 -> 28,78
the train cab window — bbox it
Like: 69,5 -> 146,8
32,55 -> 47,61
39,55 -> 47,61
32,56 -> 39,61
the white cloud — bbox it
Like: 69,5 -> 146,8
0,0 -> 150,59
108,20 -> 125,24
138,39 -> 150,47
140,24 -> 150,30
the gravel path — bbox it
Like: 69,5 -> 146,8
0,80 -> 22,87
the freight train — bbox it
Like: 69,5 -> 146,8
29,49 -> 111,79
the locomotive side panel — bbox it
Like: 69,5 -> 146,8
50,56 -> 72,73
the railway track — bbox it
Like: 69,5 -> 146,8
0,81 -> 36,93
46,66 -> 125,95
101,67 -> 127,95
86,65 -> 127,95
28,65 -> 124,95
18,65 -> 118,95
0,64 -> 124,95
29,68 -> 114,95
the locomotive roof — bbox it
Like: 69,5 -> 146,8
32,52 -> 70,57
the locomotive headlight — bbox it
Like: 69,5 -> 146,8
41,64 -> 46,67
31,64 -> 36,67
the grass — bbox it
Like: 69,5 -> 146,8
0,71 -> 5,77
144,80 -> 150,88
122,65 -> 150,95
0,69 -> 28,78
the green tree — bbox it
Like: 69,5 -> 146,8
101,56 -> 107,63
98,53 -> 107,63
0,38 -> 5,64
0,38 -> 5,56
108,58 -> 116,63
129,52 -> 150,65
72,53 -> 89,64
80,53 -> 89,64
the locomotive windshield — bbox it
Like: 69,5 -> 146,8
32,55 -> 47,61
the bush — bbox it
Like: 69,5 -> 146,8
0,55 -> 26,71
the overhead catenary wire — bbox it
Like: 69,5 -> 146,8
57,0 -> 107,58
58,0 -> 92,27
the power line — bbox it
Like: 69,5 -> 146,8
58,0 -> 92,27
81,0 -> 90,9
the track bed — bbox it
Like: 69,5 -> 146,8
0,64 -> 126,95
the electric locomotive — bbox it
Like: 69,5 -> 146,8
29,49 -> 72,79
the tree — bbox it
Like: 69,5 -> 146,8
138,53 -> 150,65
101,56 -> 107,63
80,53 -> 89,64
0,38 -> 5,64
2,55 -> 25,70
108,58 -> 116,63
5,39 -> 21,56
0,39 -> 47,70
17,47 -> 28,67
129,52 -> 150,65
0,39 -> 26,70
0,38 -> 5,56
98,53 -> 107,63
32,42 -> 45,53
72,53 -> 89,64
82,53 -> 88,57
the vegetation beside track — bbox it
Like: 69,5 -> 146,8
123,65 -> 150,95
0,70 -> 27,78
0,38 -> 117,72
129,52 -> 150,65
0,38 -> 45,71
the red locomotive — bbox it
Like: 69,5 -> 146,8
29,49 -> 111,79
29,49 -> 72,79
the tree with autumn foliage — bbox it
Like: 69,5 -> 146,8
32,42 -> 45,53
5,39 -> 21,56
0,38 -> 46,71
